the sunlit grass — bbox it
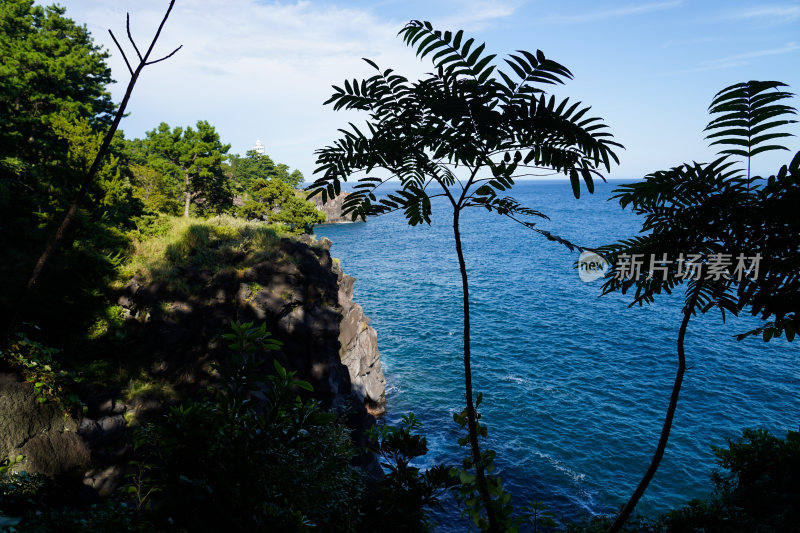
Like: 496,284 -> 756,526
122,215 -> 291,285
123,374 -> 177,403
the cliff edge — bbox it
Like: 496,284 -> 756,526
336,262 -> 386,415
312,192 -> 360,224
1,230 -> 385,488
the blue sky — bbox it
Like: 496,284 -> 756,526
58,0 -> 800,181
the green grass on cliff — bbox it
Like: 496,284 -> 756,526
120,215 -> 292,286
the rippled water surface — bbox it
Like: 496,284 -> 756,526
315,180 -> 799,527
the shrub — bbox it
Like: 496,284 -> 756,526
663,429 -> 800,532
362,413 -> 456,532
131,321 -> 365,531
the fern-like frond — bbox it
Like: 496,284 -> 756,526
705,80 -> 797,164
399,20 -> 497,82
498,49 -> 572,106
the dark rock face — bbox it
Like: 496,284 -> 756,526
0,373 -> 90,476
0,234 -> 385,493
116,235 -> 384,424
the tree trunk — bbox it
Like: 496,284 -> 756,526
183,172 -> 191,217
453,209 -> 498,531
607,304 -> 694,532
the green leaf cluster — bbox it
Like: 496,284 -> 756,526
663,429 -> 800,532
230,150 -> 304,191
0,1 -> 143,341
0,328 -> 85,412
452,393 -> 522,532
363,413 -> 457,531
127,321 -> 364,532
141,121 -> 233,217
706,81 -> 797,160
238,177 -> 325,234
598,80 -> 799,340
0,0 -> 114,192
310,19 -> 620,225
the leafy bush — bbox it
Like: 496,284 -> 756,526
362,413 -> 456,532
236,177 -> 325,234
0,464 -> 151,533
0,328 -> 84,412
663,429 -> 800,532
131,321 -> 365,531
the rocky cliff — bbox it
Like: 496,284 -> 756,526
113,235 -> 384,413
336,264 -> 385,415
312,192 -> 360,224
1,233 -> 385,487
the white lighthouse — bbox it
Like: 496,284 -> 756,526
251,139 -> 265,156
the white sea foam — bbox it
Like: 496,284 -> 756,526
533,450 -> 587,484
500,374 -> 529,385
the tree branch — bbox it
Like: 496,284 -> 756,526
146,45 -> 183,66
126,13 -> 143,61
108,30 -> 133,75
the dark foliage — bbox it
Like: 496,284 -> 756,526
664,429 -> 800,532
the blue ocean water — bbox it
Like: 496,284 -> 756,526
314,180 -> 799,527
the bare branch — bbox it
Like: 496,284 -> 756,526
140,0 -> 178,64
145,45 -> 183,66
108,30 -> 133,76
126,13 -> 143,61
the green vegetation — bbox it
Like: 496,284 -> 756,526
123,215 -> 287,285
1,322 -> 454,532
310,19 -> 620,530
230,149 -> 305,190
127,322 -> 364,531
365,413 -> 456,531
0,0 -> 114,189
142,121 -> 232,217
0,329 -> 85,413
1,0 -> 136,342
1,1 -> 798,531
237,177 -> 326,232
0,0 -> 326,345
664,429 -> 800,532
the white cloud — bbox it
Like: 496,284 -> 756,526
730,4 -> 800,21
57,1 -> 417,174
56,0 -> 516,177
437,0 -> 517,31
542,0 -> 684,24
663,42 -> 800,75
703,42 -> 800,65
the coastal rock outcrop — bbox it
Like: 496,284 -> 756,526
312,192 -> 358,224
0,235 -> 384,487
337,267 -> 385,415
115,235 -> 384,422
